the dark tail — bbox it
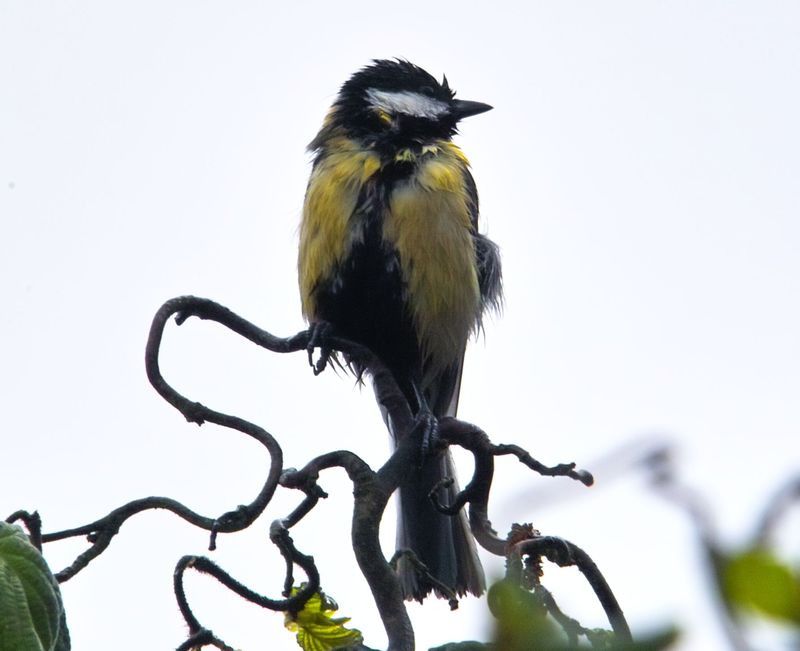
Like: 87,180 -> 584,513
395,446 -> 486,601
382,360 -> 486,602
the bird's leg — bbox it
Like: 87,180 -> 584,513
306,321 -> 333,376
410,380 -> 440,457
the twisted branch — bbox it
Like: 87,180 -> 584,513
11,296 -> 629,650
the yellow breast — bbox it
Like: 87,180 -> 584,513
298,139 -> 480,373
385,143 -> 480,372
298,139 -> 381,319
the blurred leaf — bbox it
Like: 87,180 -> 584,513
723,549 -> 800,624
487,580 -> 677,650
284,588 -> 363,650
487,580 -> 563,650
0,522 -> 70,651
430,629 -> 678,651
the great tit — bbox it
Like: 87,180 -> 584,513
298,59 -> 502,601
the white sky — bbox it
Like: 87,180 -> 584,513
1,2 -> 799,650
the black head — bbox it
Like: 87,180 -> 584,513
317,59 -> 492,149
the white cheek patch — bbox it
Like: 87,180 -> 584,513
366,88 -> 450,119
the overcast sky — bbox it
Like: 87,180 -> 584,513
2,2 -> 799,650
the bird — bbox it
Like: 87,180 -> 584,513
297,59 -> 502,601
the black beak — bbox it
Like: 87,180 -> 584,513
451,99 -> 493,120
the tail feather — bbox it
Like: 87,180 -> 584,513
378,359 -> 486,602
395,449 -> 485,601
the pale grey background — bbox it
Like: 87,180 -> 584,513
2,2 -> 799,649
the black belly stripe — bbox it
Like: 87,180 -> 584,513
313,165 -> 420,386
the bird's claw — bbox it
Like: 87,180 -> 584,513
416,411 -> 440,458
306,321 -> 333,375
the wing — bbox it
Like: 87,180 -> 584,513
428,166 -> 502,418
463,165 -> 503,318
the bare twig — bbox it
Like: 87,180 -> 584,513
513,536 -> 632,642
5,509 -> 42,550
175,628 -> 236,651
754,474 -> 800,547
282,444 -> 417,651
432,418 -> 594,558
535,584 -> 583,645
644,444 -> 751,651
173,523 -> 320,649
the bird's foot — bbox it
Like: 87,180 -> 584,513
414,410 -> 440,458
306,321 -> 334,376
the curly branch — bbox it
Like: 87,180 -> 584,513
5,510 -> 42,550
175,629 -> 236,651
513,536 -> 631,641
431,418 -> 593,558
282,445 -> 416,651
35,298 -> 305,580
14,296 -> 629,651
754,474 -> 800,546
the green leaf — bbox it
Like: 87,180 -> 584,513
430,629 -> 679,651
0,522 -> 70,651
486,580 -> 678,650
284,588 -> 363,651
487,580 -> 561,650
722,548 -> 800,624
